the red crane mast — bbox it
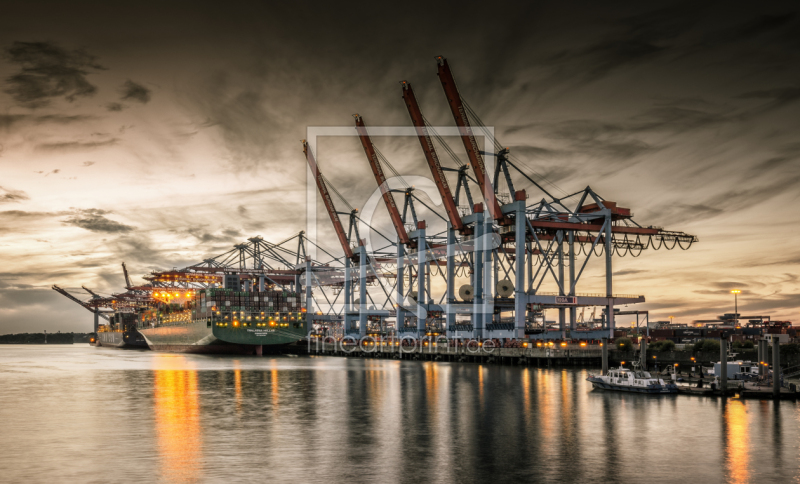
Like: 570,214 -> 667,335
302,140 -> 354,259
401,81 -> 464,232
353,114 -> 412,246
436,56 -> 505,223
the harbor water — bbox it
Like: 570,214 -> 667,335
0,345 -> 798,483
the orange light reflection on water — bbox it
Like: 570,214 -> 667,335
522,368 -> 531,426
271,369 -> 279,406
154,368 -> 202,483
425,362 -> 439,415
725,400 -> 750,484
234,366 -> 242,412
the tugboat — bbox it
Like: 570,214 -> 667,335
587,363 -> 678,394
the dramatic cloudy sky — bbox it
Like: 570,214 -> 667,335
1,1 -> 799,333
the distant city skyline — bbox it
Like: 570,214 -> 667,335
1,1 -> 799,333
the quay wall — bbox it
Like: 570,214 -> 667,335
297,343 -> 800,370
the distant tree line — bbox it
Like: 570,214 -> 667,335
0,333 -> 94,344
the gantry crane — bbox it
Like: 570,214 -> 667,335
52,285 -> 109,333
401,80 -> 473,332
303,140 -> 365,331
353,114 -> 412,247
436,56 -> 507,224
303,140 -> 355,260
354,114 -> 432,334
401,81 -> 464,233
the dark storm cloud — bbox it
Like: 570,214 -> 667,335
734,293 -> 800,313
630,101 -> 736,132
119,80 -> 150,103
0,210 -> 60,220
647,166 -> 799,225
614,269 -> 648,276
749,155 -> 798,174
639,204 -> 696,227
0,210 -> 60,234
541,4 -> 700,84
736,86 -> 800,111
700,173 -> 800,214
688,12 -> 800,53
191,74 -> 279,169
726,13 -> 797,40
35,138 -> 119,151
106,102 -> 124,111
0,186 -> 29,203
109,234 -> 199,271
0,113 -> 95,131
543,120 -> 661,162
530,165 -> 579,186
504,144 -> 559,158
2,41 -> 105,107
538,7 -> 799,88
744,253 -> 800,267
177,225 -> 242,244
62,209 -> 135,233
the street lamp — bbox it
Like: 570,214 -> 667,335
731,290 -> 741,326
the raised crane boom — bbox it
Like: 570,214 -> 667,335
353,114 -> 412,246
436,56 -> 505,222
122,262 -> 132,288
51,285 -> 110,321
401,81 -> 464,232
302,140 -> 354,259
81,285 -> 100,298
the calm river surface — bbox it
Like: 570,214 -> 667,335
0,345 -> 798,483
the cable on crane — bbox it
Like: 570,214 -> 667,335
321,174 -> 354,212
421,114 -> 466,168
372,145 -> 410,189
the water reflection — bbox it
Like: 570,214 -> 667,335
153,369 -> 202,483
8,346 -> 800,484
724,400 -> 750,484
234,365 -> 242,412
270,368 -> 279,406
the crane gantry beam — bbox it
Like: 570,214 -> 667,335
436,56 -> 506,223
51,285 -> 110,321
401,80 -> 464,232
354,114 -> 413,247
303,140 -> 355,259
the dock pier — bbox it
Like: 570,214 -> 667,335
304,341 -> 603,367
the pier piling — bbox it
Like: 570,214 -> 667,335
773,337 -> 780,399
640,337 -> 647,370
720,338 -> 727,395
601,337 -> 608,375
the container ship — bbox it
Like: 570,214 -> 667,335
96,312 -> 148,348
137,287 -> 308,353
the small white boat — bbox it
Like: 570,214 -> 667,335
587,365 -> 677,394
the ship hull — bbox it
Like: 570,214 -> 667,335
96,329 -> 148,349
587,377 -> 677,394
139,319 -> 254,354
214,324 -> 307,346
